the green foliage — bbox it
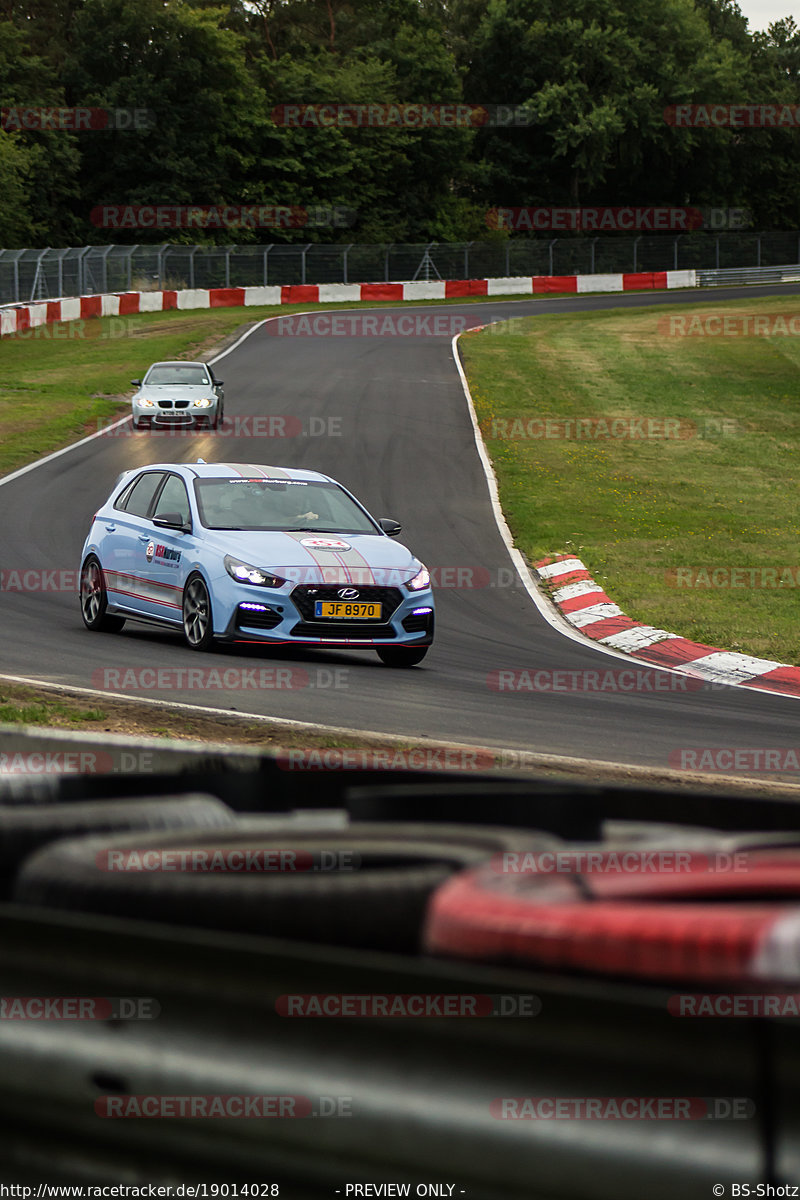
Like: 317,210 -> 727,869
0,0 -> 799,246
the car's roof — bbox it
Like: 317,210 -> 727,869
145,360 -> 210,369
137,462 -> 333,484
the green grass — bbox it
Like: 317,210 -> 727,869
0,696 -> 106,725
460,295 -> 800,665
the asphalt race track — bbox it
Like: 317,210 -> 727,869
2,284 -> 800,772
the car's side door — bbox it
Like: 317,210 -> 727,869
145,473 -> 196,622
102,471 -> 167,615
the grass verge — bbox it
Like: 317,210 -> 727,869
460,294 -> 800,665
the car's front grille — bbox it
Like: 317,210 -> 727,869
157,401 -> 172,409
290,585 -> 404,622
290,621 -> 397,640
175,401 -> 190,409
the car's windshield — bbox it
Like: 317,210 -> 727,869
144,365 -> 210,386
193,477 -> 378,533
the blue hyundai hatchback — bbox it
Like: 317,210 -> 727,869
79,461 -> 434,666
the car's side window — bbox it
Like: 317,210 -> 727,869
153,474 -> 191,526
117,472 -> 166,518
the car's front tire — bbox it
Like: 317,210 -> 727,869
80,556 -> 126,633
376,645 -> 429,668
182,573 -> 216,651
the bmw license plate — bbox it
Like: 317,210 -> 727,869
315,601 -> 382,619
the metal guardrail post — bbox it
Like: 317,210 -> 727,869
263,245 -> 272,285
590,238 -> 598,273
300,243 -> 311,285
757,235 -> 761,268
342,243 -> 353,285
224,247 -> 230,288
549,239 -> 557,275
385,244 -> 392,282
715,236 -> 720,269
633,235 -> 641,273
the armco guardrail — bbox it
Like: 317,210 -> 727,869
3,232 -> 800,304
0,270 -> 696,338
696,263 -> 800,286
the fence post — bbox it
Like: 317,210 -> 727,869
548,239 -> 557,275
300,243 -> 311,285
715,236 -> 720,269
756,235 -> 761,268
225,247 -> 231,288
127,246 -> 138,291
633,235 -> 641,273
384,245 -> 392,282
342,243 -> 353,285
590,238 -> 598,273
263,245 -> 272,285
77,247 -> 91,295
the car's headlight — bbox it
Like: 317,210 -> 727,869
137,398 -> 155,408
405,565 -> 431,591
224,555 -> 285,587
193,397 -> 214,408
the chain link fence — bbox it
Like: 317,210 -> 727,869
2,233 -> 800,305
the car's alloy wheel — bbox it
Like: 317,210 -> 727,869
183,573 -> 215,651
80,556 -> 125,633
376,645 -> 429,667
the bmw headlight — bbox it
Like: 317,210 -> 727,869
405,565 -> 431,592
224,555 -> 285,588
193,397 -> 214,408
137,398 -> 155,408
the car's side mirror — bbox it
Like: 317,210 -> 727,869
131,379 -> 141,387
153,513 -> 191,532
214,381 -> 224,387
379,518 -> 402,537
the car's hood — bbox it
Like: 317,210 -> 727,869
204,530 -> 423,587
135,384 -> 215,400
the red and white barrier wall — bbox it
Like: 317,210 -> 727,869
0,270 -> 697,336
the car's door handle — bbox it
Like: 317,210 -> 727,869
104,523 -> 116,531
138,535 -> 150,542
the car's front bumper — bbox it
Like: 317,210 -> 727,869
212,577 -> 435,647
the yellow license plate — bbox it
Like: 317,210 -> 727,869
315,601 -> 382,619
